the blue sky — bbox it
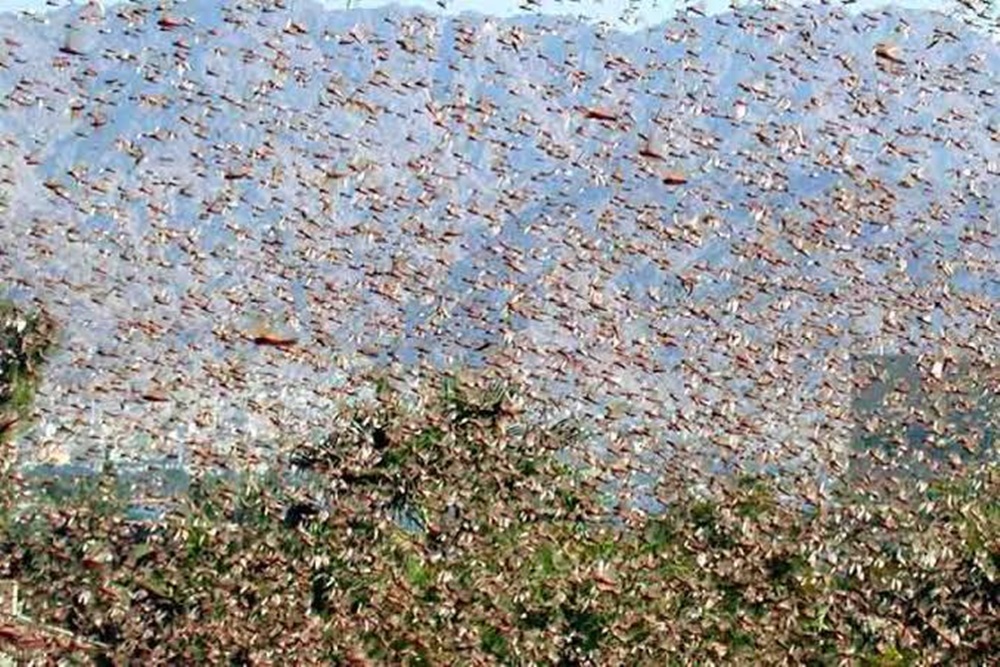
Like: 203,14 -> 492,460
0,0 -> 949,27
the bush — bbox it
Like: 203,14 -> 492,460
1,375 -> 996,664
1,299 -> 57,441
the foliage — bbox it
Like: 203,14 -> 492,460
1,300 -> 56,417
1,376 -> 996,664
0,299 -> 57,473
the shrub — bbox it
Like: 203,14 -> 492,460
0,299 -> 57,443
0,375 -> 995,664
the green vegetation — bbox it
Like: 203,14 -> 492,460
0,306 -> 996,664
1,299 -> 57,452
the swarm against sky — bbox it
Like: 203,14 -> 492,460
0,0 -> 996,489
0,0 -> 969,26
